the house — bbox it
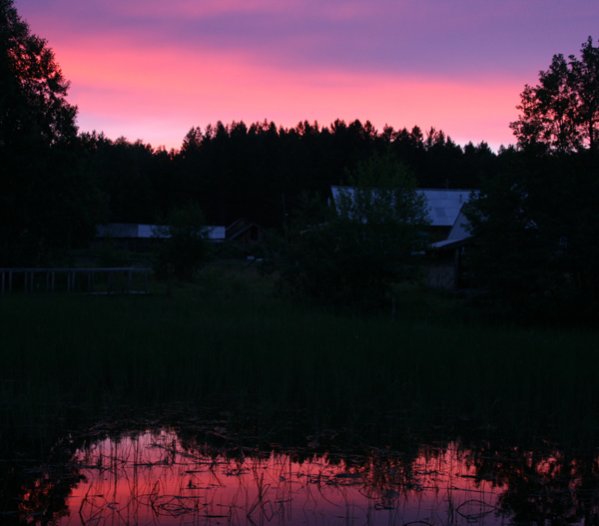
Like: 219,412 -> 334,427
330,186 -> 476,289
427,208 -> 473,289
417,188 -> 473,240
96,223 -> 226,249
330,186 -> 472,237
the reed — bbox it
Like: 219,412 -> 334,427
1,265 -> 598,452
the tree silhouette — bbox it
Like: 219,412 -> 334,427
0,0 -> 77,149
510,37 -> 599,153
0,0 -> 102,264
465,152 -> 599,320
276,152 -> 429,306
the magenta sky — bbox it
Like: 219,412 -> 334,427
16,0 -> 599,151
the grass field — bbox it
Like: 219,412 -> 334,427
1,263 -> 599,454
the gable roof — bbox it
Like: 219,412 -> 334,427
419,189 -> 472,227
430,208 -> 472,249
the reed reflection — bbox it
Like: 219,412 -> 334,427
10,429 -> 599,525
63,431 -> 503,525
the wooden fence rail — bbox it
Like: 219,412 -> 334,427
0,267 -> 152,295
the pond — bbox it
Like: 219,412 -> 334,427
11,427 -> 599,525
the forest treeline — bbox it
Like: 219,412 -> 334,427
3,0 -> 599,321
1,0 -> 508,266
80,120 -> 500,228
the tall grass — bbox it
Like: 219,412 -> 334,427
1,266 -> 598,453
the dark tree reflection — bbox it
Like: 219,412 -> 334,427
3,425 -> 599,525
463,444 -> 599,524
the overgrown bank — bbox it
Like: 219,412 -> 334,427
1,266 -> 598,456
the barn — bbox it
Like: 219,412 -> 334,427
330,186 -> 476,288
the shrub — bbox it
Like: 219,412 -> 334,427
153,203 -> 211,281
275,153 -> 429,307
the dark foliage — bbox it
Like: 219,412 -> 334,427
465,153 -> 599,321
0,0 -> 76,148
0,0 -> 102,265
0,1 -> 500,257
511,37 -> 599,154
80,120 -> 498,231
274,154 -> 429,307
153,203 -> 211,281
466,38 -> 599,322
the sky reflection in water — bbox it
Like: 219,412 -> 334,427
54,430 -> 507,525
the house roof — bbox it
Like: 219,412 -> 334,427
447,208 -> 470,241
419,189 -> 473,227
330,186 -> 475,227
430,208 -> 472,250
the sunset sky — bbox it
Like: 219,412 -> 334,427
16,0 -> 599,151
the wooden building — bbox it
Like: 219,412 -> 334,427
330,186 -> 476,289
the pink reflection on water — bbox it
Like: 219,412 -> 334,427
57,430 -> 505,525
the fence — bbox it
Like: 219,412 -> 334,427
0,267 -> 152,295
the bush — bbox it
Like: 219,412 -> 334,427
274,153 -> 429,307
153,204 -> 211,281
464,154 -> 599,322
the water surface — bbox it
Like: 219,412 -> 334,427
16,428 -> 599,525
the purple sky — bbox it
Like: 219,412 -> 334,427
15,0 -> 599,150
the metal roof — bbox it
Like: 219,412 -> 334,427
430,209 -> 472,249
447,208 -> 470,241
330,186 -> 475,227
417,189 -> 473,227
